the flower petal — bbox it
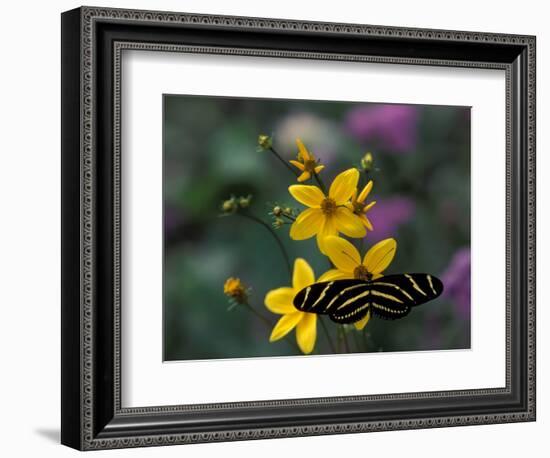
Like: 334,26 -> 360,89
354,311 -> 371,330
360,214 -> 374,231
289,160 -> 305,171
358,180 -> 373,203
364,200 -> 376,212
296,138 -> 311,161
323,236 -> 360,272
289,208 -> 323,240
316,217 -> 338,254
314,165 -> 325,174
334,207 -> 366,238
297,171 -> 311,182
269,312 -> 303,342
296,313 -> 317,354
293,258 -> 315,291
317,268 -> 354,282
329,168 -> 359,204
265,287 -> 296,314
288,185 -> 325,208
363,238 -> 397,274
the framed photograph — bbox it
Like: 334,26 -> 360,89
61,6 -> 536,450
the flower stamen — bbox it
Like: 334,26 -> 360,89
303,159 -> 318,172
352,201 -> 366,214
320,198 -> 337,216
353,265 -> 372,281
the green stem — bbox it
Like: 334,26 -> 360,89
362,330 -> 369,352
281,213 -> 296,222
341,326 -> 350,353
269,147 -> 299,177
362,330 -> 378,352
352,329 -> 361,353
242,303 -> 299,352
354,237 -> 363,254
354,236 -> 366,260
313,171 -> 327,194
243,302 -> 273,328
239,212 -> 292,278
319,316 -> 336,353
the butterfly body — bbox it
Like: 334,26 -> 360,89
293,274 -> 443,324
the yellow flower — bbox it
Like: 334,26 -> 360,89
318,236 -> 397,330
264,258 -> 318,354
288,168 -> 366,253
348,180 -> 376,231
223,277 -> 248,304
289,139 -> 325,182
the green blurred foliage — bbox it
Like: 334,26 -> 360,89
163,95 -> 470,361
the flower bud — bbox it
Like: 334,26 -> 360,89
221,196 -> 237,214
223,277 -> 248,305
360,152 -> 374,172
238,195 -> 252,208
272,217 -> 285,229
257,134 -> 273,150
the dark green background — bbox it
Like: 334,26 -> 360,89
163,95 -> 471,361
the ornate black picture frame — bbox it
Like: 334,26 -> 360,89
61,6 -> 536,450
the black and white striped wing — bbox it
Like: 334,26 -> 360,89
293,279 -> 373,324
293,279 -> 370,315
292,274 -> 443,324
333,273 -> 443,322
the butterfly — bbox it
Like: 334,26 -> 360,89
293,273 -> 443,324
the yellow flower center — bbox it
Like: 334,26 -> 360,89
304,159 -> 317,172
353,265 -> 372,281
320,198 -> 337,216
352,200 -> 366,214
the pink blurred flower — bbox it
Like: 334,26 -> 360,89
345,104 -> 419,153
367,197 -> 415,241
441,248 -> 471,320
424,315 -> 443,349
